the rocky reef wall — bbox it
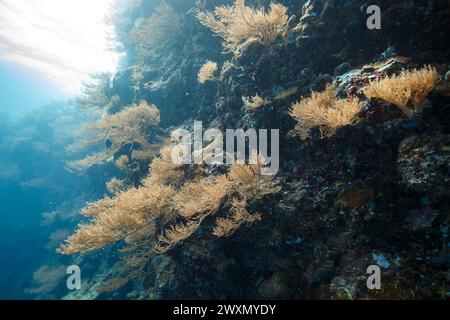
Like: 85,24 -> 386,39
62,0 -> 449,300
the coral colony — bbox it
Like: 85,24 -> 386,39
171,121 -> 279,175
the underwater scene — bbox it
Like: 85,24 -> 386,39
0,0 -> 449,302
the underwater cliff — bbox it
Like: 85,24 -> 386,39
0,0 -> 449,301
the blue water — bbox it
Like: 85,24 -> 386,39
0,61 -> 66,118
0,65 -> 89,299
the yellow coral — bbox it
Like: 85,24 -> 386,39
76,73 -> 112,109
60,143 -> 279,291
362,65 -> 438,118
106,178 -> 125,195
213,198 -> 261,237
229,156 -> 280,199
198,61 -> 218,84
274,87 -> 298,101
60,152 -> 278,253
115,155 -> 129,171
289,85 -> 362,139
242,94 -> 271,110
67,100 -> 160,171
26,265 -> 67,294
59,144 -> 182,255
143,145 -> 184,186
154,220 -> 201,254
128,3 -> 181,62
174,175 -> 233,219
58,184 -> 175,255
197,0 -> 288,54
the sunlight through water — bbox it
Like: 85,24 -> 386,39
0,0 -> 120,93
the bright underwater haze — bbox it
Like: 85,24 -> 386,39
0,63 -> 74,298
0,0 -> 119,299
0,61 -> 67,117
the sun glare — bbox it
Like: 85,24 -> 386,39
0,0 -> 120,93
